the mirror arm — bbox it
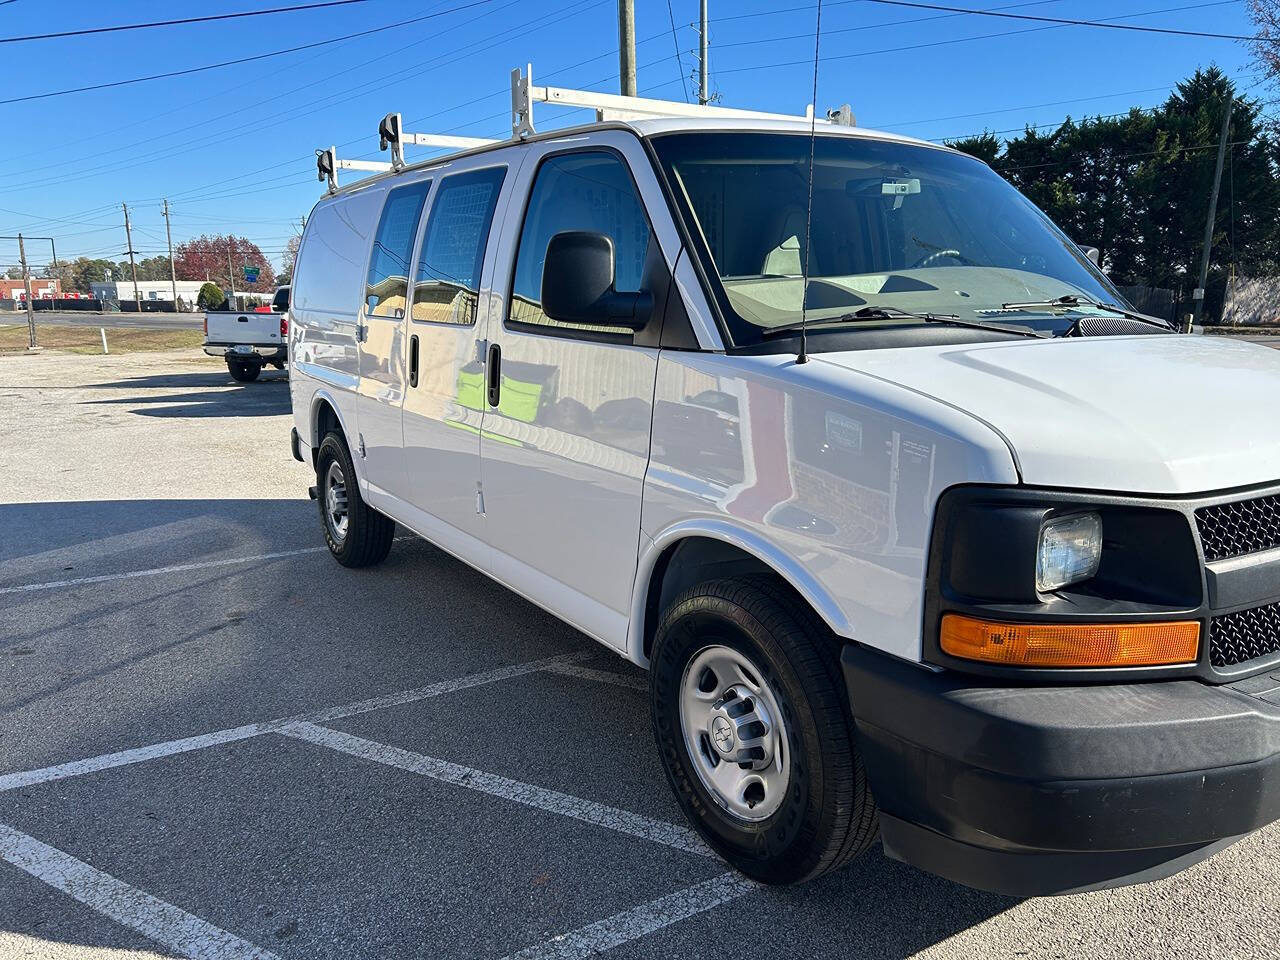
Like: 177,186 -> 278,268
602,290 -> 653,330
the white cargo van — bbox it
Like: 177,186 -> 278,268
288,85 -> 1280,895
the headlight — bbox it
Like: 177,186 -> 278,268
1036,512 -> 1102,592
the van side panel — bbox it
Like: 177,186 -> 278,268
638,351 -> 1019,664
290,187 -> 385,474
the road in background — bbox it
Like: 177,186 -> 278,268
1,311 -> 205,330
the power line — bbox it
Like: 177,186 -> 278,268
861,0 -> 1279,43
2,0 -> 370,45
666,0 -> 691,103
709,0 -> 1236,54
0,0 -> 493,105
712,0 -> 1246,78
0,0 -> 532,187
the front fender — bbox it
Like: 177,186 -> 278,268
628,518 -> 854,666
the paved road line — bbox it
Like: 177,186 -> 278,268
0,821 -> 281,960
0,535 -> 422,597
0,546 -> 329,596
502,871 -> 758,960
541,661 -> 648,692
307,652 -> 591,722
0,653 -> 587,793
278,721 -> 712,858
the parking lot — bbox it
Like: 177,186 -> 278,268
2,347 -> 1279,960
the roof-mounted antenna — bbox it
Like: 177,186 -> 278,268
797,0 -> 824,365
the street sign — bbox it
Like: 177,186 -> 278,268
243,265 -> 260,283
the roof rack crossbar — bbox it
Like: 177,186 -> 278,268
317,62 -> 856,194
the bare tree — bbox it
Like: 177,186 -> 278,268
1249,1 -> 1280,82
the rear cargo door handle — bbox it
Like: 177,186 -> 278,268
408,334 -> 419,388
486,342 -> 501,407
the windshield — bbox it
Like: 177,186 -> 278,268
652,132 -> 1125,347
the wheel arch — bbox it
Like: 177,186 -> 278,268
628,520 -> 854,666
308,390 -> 360,480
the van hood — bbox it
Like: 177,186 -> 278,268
817,335 -> 1280,495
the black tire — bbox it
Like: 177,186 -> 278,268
650,574 -> 878,884
315,431 -> 394,568
227,360 -> 260,383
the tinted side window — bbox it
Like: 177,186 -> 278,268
411,166 -> 506,326
365,179 -> 431,318
510,151 -> 650,329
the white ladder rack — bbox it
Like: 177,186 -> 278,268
317,62 -> 853,194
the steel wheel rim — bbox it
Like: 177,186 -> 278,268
324,460 -> 349,542
679,644 -> 791,822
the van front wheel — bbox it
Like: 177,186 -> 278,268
315,432 -> 394,568
650,576 -> 878,884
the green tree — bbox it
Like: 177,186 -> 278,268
949,68 -> 1280,320
197,282 -> 226,310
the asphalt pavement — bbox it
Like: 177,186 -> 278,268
1,348 -> 1278,960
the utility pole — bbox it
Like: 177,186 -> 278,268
17,233 -> 36,350
121,203 -> 141,311
227,238 -> 237,306
698,0 -> 709,105
618,0 -> 636,96
1192,92 -> 1233,329
162,199 -> 178,309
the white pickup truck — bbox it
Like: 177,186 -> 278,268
203,285 -> 290,382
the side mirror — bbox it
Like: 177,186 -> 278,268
541,231 -> 651,330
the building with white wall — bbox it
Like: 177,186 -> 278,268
91,280 -> 207,305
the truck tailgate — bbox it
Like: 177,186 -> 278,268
205,311 -> 282,346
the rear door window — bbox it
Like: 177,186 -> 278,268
411,166 -> 506,325
365,179 -> 432,318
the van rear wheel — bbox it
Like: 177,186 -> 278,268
315,432 -> 394,568
650,575 -> 878,884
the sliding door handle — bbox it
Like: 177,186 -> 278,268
408,334 -> 419,388
486,342 -> 501,407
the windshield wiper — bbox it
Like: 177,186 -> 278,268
762,305 -> 1045,339
1000,295 -> 1172,330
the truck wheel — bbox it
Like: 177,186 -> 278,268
650,575 -> 878,884
315,432 -> 394,568
227,360 -> 260,383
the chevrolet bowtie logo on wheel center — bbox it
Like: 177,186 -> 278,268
711,716 -> 736,754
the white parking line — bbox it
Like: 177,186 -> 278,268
0,652 -> 589,794
277,721 -> 712,858
0,546 -> 329,596
501,871 -> 759,960
540,661 -> 648,692
0,722 -> 278,794
0,822 -> 281,960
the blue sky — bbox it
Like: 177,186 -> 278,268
0,0 -> 1266,270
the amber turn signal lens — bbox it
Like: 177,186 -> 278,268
939,614 -> 1200,667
